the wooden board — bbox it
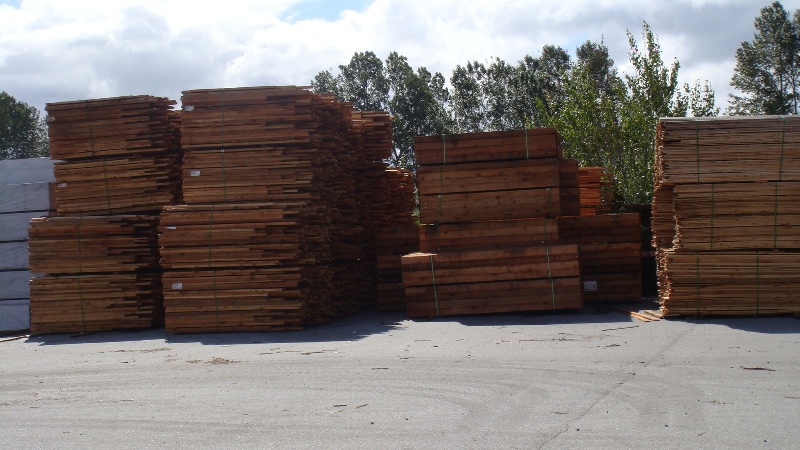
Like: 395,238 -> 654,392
163,267 -> 319,333
414,128 -> 562,166
29,272 -> 162,335
557,214 -> 642,245
46,95 -> 179,160
419,186 -> 578,224
159,203 -> 329,269
579,242 -> 643,303
404,277 -> 583,318
28,215 -> 160,275
655,116 -> 800,186
672,181 -> 800,250
658,249 -> 800,316
401,245 -> 583,317
419,218 -> 559,253
578,167 -> 614,215
417,158 -> 567,196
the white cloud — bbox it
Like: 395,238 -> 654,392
2,0 -> 800,113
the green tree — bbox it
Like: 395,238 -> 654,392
386,52 -> 454,168
0,92 -> 49,160
312,51 -> 453,170
729,1 -> 800,115
450,61 -> 488,132
540,26 -> 717,207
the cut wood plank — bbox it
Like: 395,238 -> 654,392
28,215 -> 160,275
29,272 -> 163,335
414,129 -> 562,165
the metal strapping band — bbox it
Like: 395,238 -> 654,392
429,254 -> 439,317
525,128 -> 529,159
89,126 -> 113,214
695,118 -> 701,183
207,206 -> 221,331
77,217 -> 87,333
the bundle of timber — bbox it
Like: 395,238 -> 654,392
578,167 -> 615,215
653,116 -> 800,316
402,245 -> 582,318
558,214 -> 643,302
161,266 -> 328,333
403,128 -> 588,318
27,216 -> 162,334
657,250 -> 800,316
46,95 -> 182,215
179,87 -> 366,260
373,166 -> 419,311
29,273 -> 162,334
158,203 -> 330,270
375,225 -> 420,311
417,152 -> 580,224
163,86 -> 393,332
419,218 -> 559,253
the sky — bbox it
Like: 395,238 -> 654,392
2,0 -> 799,115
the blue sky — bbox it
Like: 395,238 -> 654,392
2,0 -> 800,113
283,0 -> 372,22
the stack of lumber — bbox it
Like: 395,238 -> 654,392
27,95 -> 181,334
419,218 -> 559,253
27,216 -> 162,334
0,158 -> 55,332
416,148 -> 580,223
654,116 -> 800,316
578,167 -> 614,215
45,96 -> 182,215
163,86 -> 383,332
558,214 -> 642,302
402,246 -> 582,317
373,167 -> 418,311
403,129 -> 584,318
375,225 -> 420,311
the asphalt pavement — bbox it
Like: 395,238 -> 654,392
1,305 -> 798,449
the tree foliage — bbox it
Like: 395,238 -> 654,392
729,1 -> 800,115
0,92 -> 49,160
312,23 -> 718,207
541,24 -> 717,206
